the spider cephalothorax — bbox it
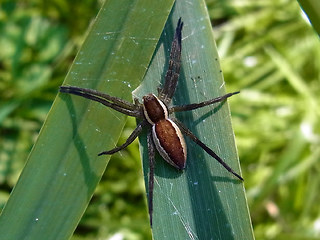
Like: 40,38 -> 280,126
60,18 -> 242,226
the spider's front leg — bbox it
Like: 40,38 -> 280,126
169,91 -> 240,113
158,18 -> 183,105
60,86 -> 143,118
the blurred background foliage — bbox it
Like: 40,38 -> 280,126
0,0 -> 319,239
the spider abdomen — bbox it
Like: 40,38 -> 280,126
152,119 -> 187,170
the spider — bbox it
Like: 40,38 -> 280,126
60,18 -> 243,226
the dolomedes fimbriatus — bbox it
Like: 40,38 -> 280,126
60,18 -> 242,226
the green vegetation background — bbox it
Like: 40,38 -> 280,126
0,0 -> 319,239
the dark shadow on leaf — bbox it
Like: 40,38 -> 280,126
60,94 -> 100,200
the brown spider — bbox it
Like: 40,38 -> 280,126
60,18 -> 242,227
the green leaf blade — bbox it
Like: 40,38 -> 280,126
134,1 -> 254,239
298,0 -> 320,35
0,0 -> 174,239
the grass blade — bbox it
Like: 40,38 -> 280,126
0,0 -> 174,239
134,1 -> 254,239
298,0 -> 320,35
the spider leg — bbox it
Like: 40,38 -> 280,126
60,86 -> 142,118
147,131 -> 155,227
169,91 -> 240,113
158,18 -> 183,105
98,120 -> 147,156
172,118 -> 243,181
60,86 -> 137,110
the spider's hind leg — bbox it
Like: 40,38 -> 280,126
146,131 -> 155,227
172,118 -> 243,181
